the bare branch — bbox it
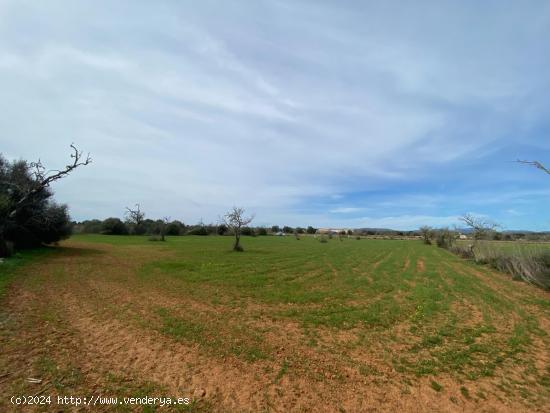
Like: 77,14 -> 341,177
223,206 -> 254,251
517,160 -> 550,175
459,213 -> 499,241
8,144 -> 91,219
124,203 -> 145,226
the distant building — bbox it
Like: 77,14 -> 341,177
458,234 -> 468,240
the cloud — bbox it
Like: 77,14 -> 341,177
0,1 -> 549,229
329,207 -> 364,214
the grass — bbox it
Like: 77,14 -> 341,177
2,234 -> 550,410
0,247 -> 54,296
70,235 -> 547,377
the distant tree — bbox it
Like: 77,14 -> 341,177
257,227 -> 268,236
217,224 -> 228,235
102,218 -> 128,235
159,217 -> 170,241
347,229 -> 353,236
188,221 -> 209,236
306,226 -> 316,234
166,220 -> 185,236
125,203 -> 145,235
282,226 -> 293,234
223,207 -> 254,251
241,226 -> 255,236
295,227 -> 305,234
419,226 -> 434,245
81,219 -> 103,234
271,225 -> 280,233
435,227 -> 456,249
0,144 -> 91,256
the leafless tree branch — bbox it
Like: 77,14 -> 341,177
223,206 -> 254,251
8,144 -> 91,219
517,160 -> 550,175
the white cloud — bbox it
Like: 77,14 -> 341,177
0,1 -> 549,227
329,207 -> 364,214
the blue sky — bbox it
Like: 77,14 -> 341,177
1,1 -> 550,230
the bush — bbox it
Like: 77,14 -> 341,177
101,218 -> 128,235
241,227 -> 255,236
0,154 -> 79,255
450,241 -> 550,290
435,228 -> 456,249
319,235 -> 328,243
187,225 -> 208,236
166,220 -> 185,236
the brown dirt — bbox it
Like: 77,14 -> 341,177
416,258 -> 426,273
0,241 -> 548,412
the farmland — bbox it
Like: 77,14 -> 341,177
1,235 -> 550,412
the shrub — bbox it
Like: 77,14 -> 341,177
101,218 -> 128,235
450,241 -> 550,290
241,227 -> 255,236
419,226 -> 434,245
187,225 -> 208,236
217,224 -> 228,235
319,235 -> 328,243
166,221 -> 185,236
435,228 -> 456,249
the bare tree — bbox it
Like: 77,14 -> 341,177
125,203 -> 145,234
518,160 -> 550,175
223,207 -> 254,251
7,144 -> 91,220
459,213 -> 499,242
419,226 -> 434,245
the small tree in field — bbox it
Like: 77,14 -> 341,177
223,207 -> 254,251
419,226 -> 434,245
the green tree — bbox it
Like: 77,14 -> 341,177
0,145 -> 90,256
102,218 -> 128,235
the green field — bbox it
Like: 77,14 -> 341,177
1,235 -> 549,412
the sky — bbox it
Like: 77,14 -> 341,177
1,0 -> 550,230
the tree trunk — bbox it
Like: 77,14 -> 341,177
233,233 -> 241,251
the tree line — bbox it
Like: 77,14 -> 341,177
73,217 -> 320,238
